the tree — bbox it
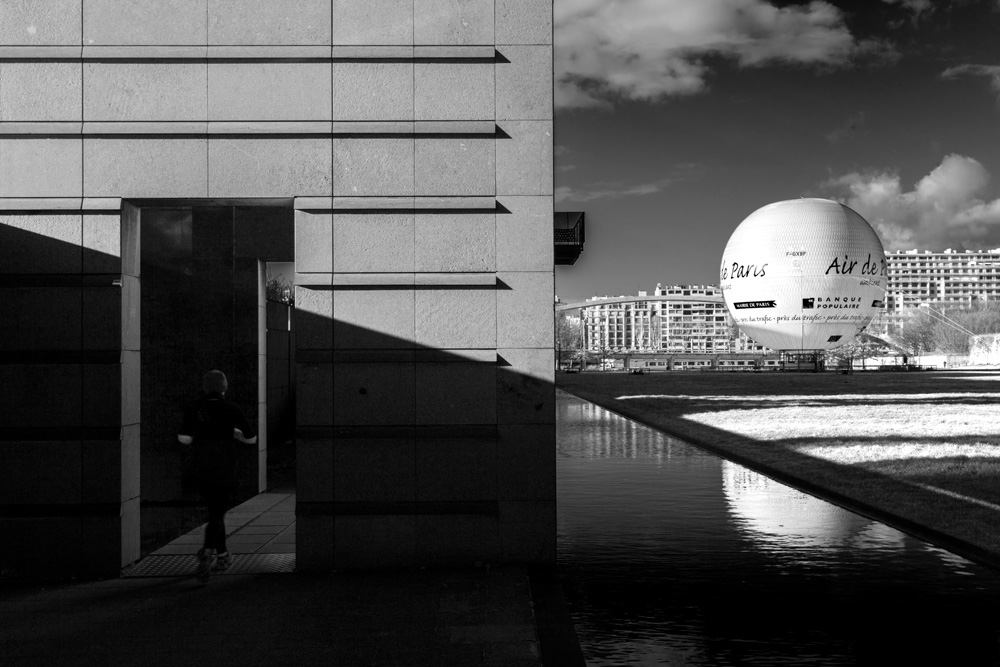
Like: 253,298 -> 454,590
962,302 -> 1000,333
927,302 -> 1000,354
724,313 -> 743,352
885,302 -> 1000,356
266,271 -> 294,305
931,313 -> 970,354
893,308 -> 939,356
556,313 -> 584,368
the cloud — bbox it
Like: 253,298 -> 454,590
555,0 -> 895,109
555,176 -> 678,204
556,163 -> 706,203
821,154 -> 1000,251
881,0 -> 933,15
941,64 -> 1000,104
825,111 -> 866,144
555,145 -> 578,172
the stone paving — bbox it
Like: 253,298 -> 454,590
1,491 -> 587,666
125,492 -> 296,577
2,565 -> 543,667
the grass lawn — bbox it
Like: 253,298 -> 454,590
558,368 -> 1000,566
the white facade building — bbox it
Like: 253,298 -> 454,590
886,248 -> 1000,310
580,284 -> 766,354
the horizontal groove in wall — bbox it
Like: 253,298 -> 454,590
413,46 -> 497,59
83,197 -> 123,211
325,349 -> 497,364
341,195 -> 497,210
330,349 -> 414,363
0,121 -> 499,138
297,500 -> 499,517
300,425 -> 497,440
83,45 -> 207,60
296,273 -> 498,288
414,349 -> 498,363
0,427 -> 121,441
126,197 -> 292,208
0,274 -> 122,287
208,45 -> 330,60
82,121 -> 208,135
332,46 -> 414,59
294,196 -> 499,211
0,45 -> 499,62
413,273 -> 497,286
414,121 -> 497,135
295,350 -> 334,363
0,350 -> 120,364
295,349 -> 499,364
0,197 -> 120,212
0,46 -> 82,59
0,122 -> 82,136
0,502 -> 123,519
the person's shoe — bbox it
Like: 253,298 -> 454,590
213,551 -> 232,571
196,548 -> 215,583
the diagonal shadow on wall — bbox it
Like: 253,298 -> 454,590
0,217 -> 559,577
292,278 -> 556,570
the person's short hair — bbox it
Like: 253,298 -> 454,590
203,370 -> 228,394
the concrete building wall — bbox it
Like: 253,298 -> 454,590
292,1 -> 556,570
0,0 -> 554,575
0,200 -> 140,577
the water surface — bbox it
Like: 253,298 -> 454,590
557,391 -> 1000,665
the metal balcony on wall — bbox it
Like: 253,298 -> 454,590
555,211 -> 586,265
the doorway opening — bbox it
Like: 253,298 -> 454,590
135,204 -> 296,564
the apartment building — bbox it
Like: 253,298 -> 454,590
580,284 -> 766,354
885,248 -> 1000,309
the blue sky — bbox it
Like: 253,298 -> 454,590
554,0 -> 1000,302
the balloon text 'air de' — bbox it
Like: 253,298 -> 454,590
719,199 -> 887,351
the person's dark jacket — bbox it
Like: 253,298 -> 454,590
179,392 -> 256,486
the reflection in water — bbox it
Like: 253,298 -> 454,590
724,462 -> 875,551
557,391 -> 1000,666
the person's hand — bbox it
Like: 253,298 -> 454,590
233,428 -> 257,445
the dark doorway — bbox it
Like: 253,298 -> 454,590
137,204 -> 294,556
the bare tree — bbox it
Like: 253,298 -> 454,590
894,308 -> 938,356
556,313 -> 584,369
927,302 -> 1000,354
266,272 -> 294,305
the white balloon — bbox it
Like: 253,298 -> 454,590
719,199 -> 887,351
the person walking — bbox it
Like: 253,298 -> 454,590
178,370 -> 257,583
